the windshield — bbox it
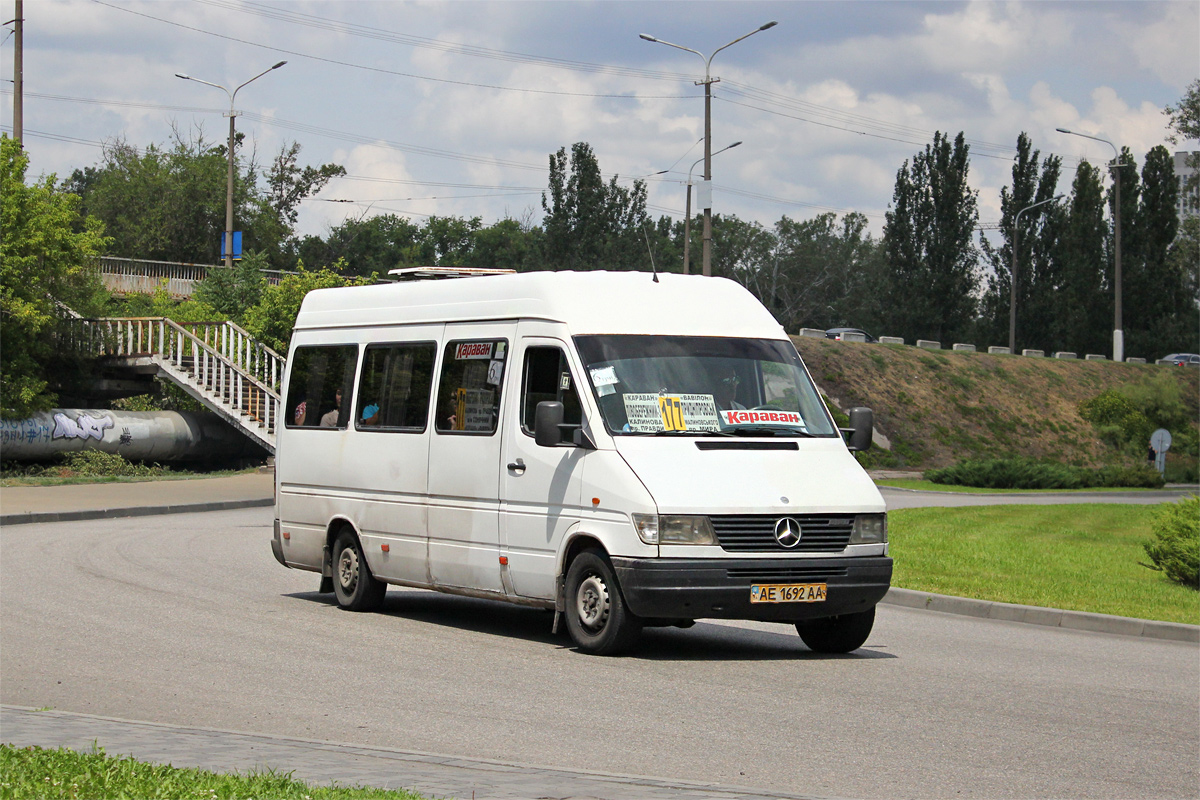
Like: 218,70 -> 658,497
574,335 -> 837,437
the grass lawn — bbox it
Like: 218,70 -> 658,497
0,743 -> 427,800
875,478 -> 1174,494
890,503 -> 1200,624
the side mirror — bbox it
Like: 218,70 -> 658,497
844,407 -> 874,452
535,401 -> 565,447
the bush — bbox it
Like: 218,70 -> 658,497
1142,496 -> 1200,588
926,458 -> 1165,490
58,450 -> 158,477
2,450 -> 164,479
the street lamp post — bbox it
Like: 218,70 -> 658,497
1056,127 -> 1129,362
641,22 -> 776,276
1009,194 -> 1065,353
176,61 -> 287,269
684,142 -> 740,274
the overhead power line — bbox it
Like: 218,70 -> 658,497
90,0 -> 689,101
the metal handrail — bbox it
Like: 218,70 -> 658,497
64,316 -> 283,442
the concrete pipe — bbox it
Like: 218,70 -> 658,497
0,409 -> 266,463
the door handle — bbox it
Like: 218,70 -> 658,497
507,460 -> 526,473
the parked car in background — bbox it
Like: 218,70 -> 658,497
825,328 -> 878,343
1161,353 -> 1200,366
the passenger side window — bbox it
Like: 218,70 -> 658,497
521,347 -> 582,442
435,340 -> 508,434
285,345 -> 358,429
356,343 -> 436,431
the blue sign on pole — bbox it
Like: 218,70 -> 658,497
220,231 -> 243,261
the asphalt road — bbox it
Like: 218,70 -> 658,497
2,507 -> 1197,799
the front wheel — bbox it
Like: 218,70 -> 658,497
564,551 -> 642,655
331,529 -> 386,611
795,607 -> 875,653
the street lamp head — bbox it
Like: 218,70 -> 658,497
1055,127 -> 1071,134
638,33 -> 657,42
759,21 -> 778,31
271,61 -> 287,70
175,73 -> 190,80
729,141 -> 743,148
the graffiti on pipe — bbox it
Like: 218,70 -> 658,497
52,412 -> 114,441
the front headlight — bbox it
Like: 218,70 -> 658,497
850,513 -> 887,544
631,514 -> 718,545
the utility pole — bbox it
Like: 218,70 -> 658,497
176,61 -> 287,269
12,0 -> 22,146
640,22 -> 776,276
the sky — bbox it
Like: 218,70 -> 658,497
3,0 -> 1198,249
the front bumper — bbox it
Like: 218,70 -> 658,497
611,555 -> 892,622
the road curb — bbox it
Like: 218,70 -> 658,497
0,705 -> 829,800
0,498 -> 273,526
883,587 -> 1199,642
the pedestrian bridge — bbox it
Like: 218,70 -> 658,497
59,305 -> 282,453
98,256 -> 294,299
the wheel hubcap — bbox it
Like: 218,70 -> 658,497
338,547 -> 359,593
576,573 -> 610,632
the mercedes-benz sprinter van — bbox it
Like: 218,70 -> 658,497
272,271 -> 891,655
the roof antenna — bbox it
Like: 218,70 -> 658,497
642,220 -> 659,283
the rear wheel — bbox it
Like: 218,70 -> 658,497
332,529 -> 385,611
795,607 -> 875,653
564,550 -> 642,655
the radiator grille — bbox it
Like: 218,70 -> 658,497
710,514 -> 854,553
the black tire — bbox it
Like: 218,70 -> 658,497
331,529 -> 385,612
564,550 -> 642,655
795,607 -> 875,653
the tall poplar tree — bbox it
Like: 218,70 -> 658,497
1055,161 -> 1109,355
979,133 -> 1064,351
541,142 -> 649,271
1125,145 -> 1184,357
881,131 -> 980,344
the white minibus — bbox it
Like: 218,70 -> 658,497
272,271 -> 891,655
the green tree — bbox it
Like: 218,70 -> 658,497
66,132 -> 343,268
881,131 -> 981,343
541,142 -> 650,270
750,212 -> 883,334
465,217 -> 541,272
1124,145 -> 1182,358
192,250 -> 267,323
978,133 -> 1065,352
1055,160 -> 1110,355
242,262 -> 372,354
1164,78 -> 1200,203
296,213 -> 423,277
67,131 -> 239,263
709,213 -> 776,292
1,135 -> 111,417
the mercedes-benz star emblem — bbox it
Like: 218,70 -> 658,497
774,517 -> 803,548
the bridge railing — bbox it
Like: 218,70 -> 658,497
97,256 -> 295,298
62,316 -> 284,446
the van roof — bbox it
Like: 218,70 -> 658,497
293,271 -> 786,338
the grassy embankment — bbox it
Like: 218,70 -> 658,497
794,335 -> 1199,476
0,743 -> 427,800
